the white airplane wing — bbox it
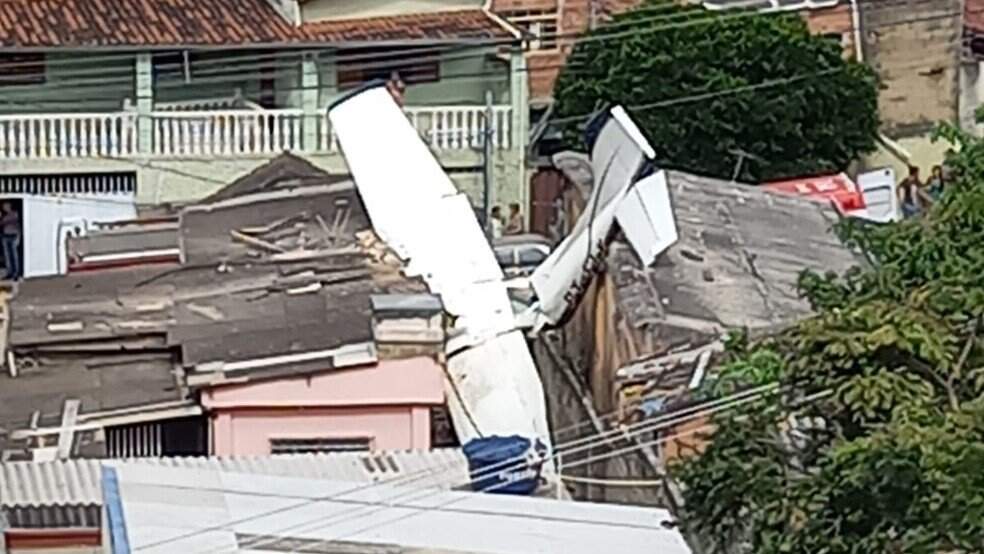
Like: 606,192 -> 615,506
329,85 -> 550,448
531,107 -> 677,326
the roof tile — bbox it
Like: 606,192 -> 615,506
0,0 -> 511,48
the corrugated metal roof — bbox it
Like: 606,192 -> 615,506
0,449 -> 468,509
111,464 -> 692,554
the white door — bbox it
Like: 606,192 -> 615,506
856,168 -> 899,223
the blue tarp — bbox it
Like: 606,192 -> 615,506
463,435 -> 546,495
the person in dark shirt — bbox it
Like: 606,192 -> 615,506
898,166 -> 930,218
926,164 -> 946,201
0,202 -> 21,280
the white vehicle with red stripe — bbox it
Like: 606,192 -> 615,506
764,168 -> 899,223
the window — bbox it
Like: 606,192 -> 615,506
269,437 -> 372,454
335,48 -> 441,89
500,9 -> 559,51
0,53 -> 45,86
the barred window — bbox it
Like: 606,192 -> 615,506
270,437 -> 372,454
500,9 -> 560,51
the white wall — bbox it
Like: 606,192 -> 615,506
959,60 -> 984,136
19,194 -> 136,278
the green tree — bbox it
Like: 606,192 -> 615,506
671,124 -> 984,553
553,1 -> 880,182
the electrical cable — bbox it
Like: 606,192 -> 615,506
133,384 -> 780,552
0,0 -> 964,104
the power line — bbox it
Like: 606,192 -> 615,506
0,46 -> 952,215
130,384 -> 779,552
232,389 -> 789,554
0,0 -> 963,105
251,388 -> 834,554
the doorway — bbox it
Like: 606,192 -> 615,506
0,197 -> 23,280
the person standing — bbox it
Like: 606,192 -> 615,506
504,203 -> 524,235
385,71 -> 406,107
490,205 -> 504,239
0,202 -> 21,280
898,166 -> 930,218
926,164 -> 946,201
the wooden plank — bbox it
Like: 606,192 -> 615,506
55,399 -> 81,459
229,230 -> 286,253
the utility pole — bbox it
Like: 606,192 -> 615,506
483,90 -> 495,241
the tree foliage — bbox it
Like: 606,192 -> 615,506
672,124 -> 984,553
552,1 -> 880,182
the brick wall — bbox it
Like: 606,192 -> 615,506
805,3 -> 855,55
502,0 -> 857,102
862,0 -> 962,137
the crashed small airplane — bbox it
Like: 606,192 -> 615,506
329,84 -> 677,467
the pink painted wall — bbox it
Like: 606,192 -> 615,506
202,356 -> 445,456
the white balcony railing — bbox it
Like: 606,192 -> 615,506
0,105 -> 513,160
0,113 -> 138,159
151,109 -> 304,156
320,105 -> 513,152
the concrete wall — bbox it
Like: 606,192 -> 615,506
211,406 -> 432,455
301,0 -> 482,21
861,0 -> 962,137
19,194 -> 136,278
862,135 -> 951,178
202,356 -> 444,456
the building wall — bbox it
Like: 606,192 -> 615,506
861,0 -> 962,137
959,59 -> 984,135
316,48 -> 510,107
803,3 -> 855,55
301,0 -> 482,21
19,194 -> 137,278
0,53 -> 135,114
211,405 -> 432,455
0,150 -> 527,212
507,0 -> 853,102
202,356 -> 445,456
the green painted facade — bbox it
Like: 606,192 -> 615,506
0,47 -> 510,114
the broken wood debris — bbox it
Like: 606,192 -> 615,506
230,230 -> 287,253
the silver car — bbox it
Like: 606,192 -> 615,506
492,234 -> 552,278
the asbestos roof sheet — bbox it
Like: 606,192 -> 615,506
0,449 -> 469,509
0,1 -> 511,48
581,168 -> 861,344
110,463 -> 692,554
637,170 -> 860,330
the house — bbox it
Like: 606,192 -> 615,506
494,0 -> 855,105
532,151 -> 864,502
962,0 -> 984,135
0,449 -> 471,553
0,154 -> 453,462
103,460 -> 693,553
0,0 -> 530,279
